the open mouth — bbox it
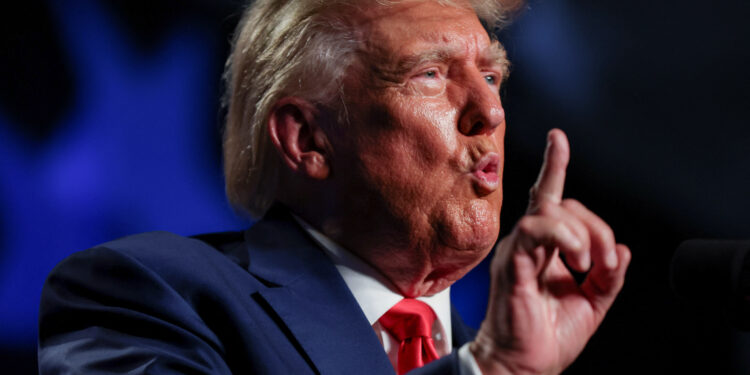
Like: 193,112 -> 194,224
471,152 -> 500,194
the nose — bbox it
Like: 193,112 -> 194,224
458,72 -> 505,136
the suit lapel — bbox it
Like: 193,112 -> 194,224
450,305 -> 477,348
244,207 -> 395,374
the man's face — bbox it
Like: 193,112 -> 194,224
326,0 -> 507,294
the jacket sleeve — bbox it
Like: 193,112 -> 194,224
38,246 -> 232,375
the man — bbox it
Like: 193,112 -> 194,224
39,0 -> 630,374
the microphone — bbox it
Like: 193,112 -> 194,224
670,239 -> 750,330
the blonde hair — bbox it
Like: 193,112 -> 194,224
223,0 -> 522,218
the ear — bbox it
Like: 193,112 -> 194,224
267,97 -> 331,180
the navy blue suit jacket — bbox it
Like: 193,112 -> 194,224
39,207 -> 476,374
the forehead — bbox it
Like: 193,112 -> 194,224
355,1 -> 494,59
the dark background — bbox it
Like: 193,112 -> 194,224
1,0 -> 748,373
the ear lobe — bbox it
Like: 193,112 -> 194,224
300,150 -> 329,180
267,97 -> 331,180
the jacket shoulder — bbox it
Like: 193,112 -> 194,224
39,230 -> 259,374
76,230 -> 248,283
99,230 -> 240,261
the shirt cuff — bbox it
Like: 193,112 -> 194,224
458,342 -> 482,375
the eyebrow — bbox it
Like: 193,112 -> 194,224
480,41 -> 510,79
394,47 -> 460,75
390,40 -> 510,79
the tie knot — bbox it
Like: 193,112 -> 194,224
379,298 -> 436,341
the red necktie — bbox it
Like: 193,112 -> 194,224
379,298 -> 440,375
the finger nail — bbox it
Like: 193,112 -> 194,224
580,251 -> 591,270
605,248 -> 618,269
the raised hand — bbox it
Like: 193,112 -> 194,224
470,129 -> 631,375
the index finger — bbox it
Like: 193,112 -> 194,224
527,129 -> 570,212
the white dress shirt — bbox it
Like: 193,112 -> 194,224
294,216 -> 482,375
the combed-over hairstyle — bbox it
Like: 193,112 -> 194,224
223,0 -> 523,218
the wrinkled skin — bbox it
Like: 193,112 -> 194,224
270,1 -> 631,374
322,1 -> 507,298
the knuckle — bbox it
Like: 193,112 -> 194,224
561,198 -> 581,208
574,223 -> 591,247
517,216 -> 535,235
537,200 -> 555,215
598,225 -> 615,244
553,221 -> 568,236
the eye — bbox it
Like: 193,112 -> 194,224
484,74 -> 497,85
423,70 -> 438,79
408,68 -> 446,97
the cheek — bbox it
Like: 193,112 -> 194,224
401,102 -> 460,168
342,94 -> 466,200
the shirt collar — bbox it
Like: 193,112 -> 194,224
293,215 -> 452,343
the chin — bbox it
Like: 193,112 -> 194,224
397,198 -> 501,297
434,197 -> 500,253
420,247 -> 489,296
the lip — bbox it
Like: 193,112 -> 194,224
470,152 -> 500,194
